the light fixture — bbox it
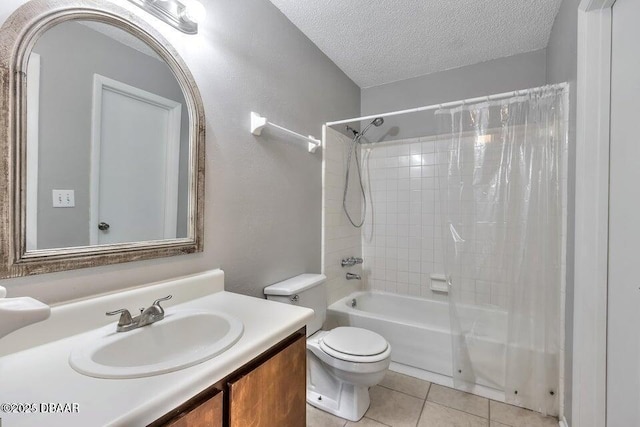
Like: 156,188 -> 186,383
181,0 -> 207,24
127,0 -> 206,34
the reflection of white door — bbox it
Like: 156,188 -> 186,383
90,74 -> 181,245
26,53 -> 41,250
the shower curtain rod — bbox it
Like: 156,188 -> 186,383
325,82 -> 569,127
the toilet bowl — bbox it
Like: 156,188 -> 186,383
264,274 -> 391,422
306,327 -> 391,420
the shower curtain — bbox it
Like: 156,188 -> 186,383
436,86 -> 566,415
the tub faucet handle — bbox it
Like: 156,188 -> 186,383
341,257 -> 364,267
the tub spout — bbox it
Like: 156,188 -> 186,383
346,273 -> 361,280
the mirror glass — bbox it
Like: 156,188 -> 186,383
26,20 -> 190,251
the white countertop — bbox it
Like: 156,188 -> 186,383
0,270 -> 313,426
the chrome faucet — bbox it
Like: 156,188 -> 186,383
341,257 -> 363,267
346,272 -> 361,280
106,295 -> 172,333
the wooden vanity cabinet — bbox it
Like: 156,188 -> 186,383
228,330 -> 306,427
165,390 -> 223,427
150,328 -> 306,427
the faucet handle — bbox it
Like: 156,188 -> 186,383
151,295 -> 172,314
341,257 -> 364,267
106,309 -> 133,326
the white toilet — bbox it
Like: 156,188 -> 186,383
264,274 -> 391,421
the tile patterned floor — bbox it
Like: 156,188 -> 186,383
306,371 -> 558,427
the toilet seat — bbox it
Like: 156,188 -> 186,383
319,327 -> 390,363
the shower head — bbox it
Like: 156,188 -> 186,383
358,117 -> 385,138
372,117 -> 384,127
344,117 -> 385,141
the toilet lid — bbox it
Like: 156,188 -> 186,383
322,327 -> 388,357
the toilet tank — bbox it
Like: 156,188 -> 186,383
264,274 -> 327,336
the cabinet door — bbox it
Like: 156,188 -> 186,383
228,333 -> 306,427
165,390 -> 223,427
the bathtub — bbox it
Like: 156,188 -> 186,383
327,291 -> 508,392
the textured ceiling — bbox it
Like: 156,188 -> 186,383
268,0 -> 563,88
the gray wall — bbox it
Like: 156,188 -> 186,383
360,49 -> 547,141
33,21 -> 190,249
0,0 -> 360,303
545,0 -> 579,424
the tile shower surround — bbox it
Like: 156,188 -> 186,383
322,125 -> 568,417
360,134 -> 567,310
322,127 -> 364,304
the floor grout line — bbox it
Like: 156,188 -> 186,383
425,381 -> 433,400
427,400 -> 490,421
414,382 -> 432,427
414,400 -> 424,427
489,399 -> 492,426
425,384 -> 491,420
364,416 -> 392,427
377,383 -> 431,400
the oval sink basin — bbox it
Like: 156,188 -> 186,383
69,309 -> 243,379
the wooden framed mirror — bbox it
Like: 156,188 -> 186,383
0,0 -> 205,278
